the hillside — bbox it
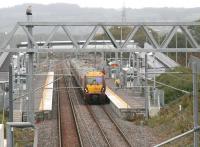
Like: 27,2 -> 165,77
147,67 -> 199,146
1,3 -> 200,33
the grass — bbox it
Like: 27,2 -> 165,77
14,128 -> 34,147
148,95 -> 193,133
147,94 -> 197,146
156,66 -> 193,104
0,111 -> 33,146
146,66 -> 200,146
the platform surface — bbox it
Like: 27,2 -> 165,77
105,78 -> 145,110
39,72 -> 54,111
0,72 -> 8,83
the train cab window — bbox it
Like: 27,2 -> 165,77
87,77 -> 103,85
96,77 -> 102,84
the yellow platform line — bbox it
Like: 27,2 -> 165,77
106,87 -> 131,109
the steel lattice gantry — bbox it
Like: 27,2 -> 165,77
2,21 -> 200,146
1,21 -> 200,53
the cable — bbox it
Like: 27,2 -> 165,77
12,76 -> 63,102
149,78 -> 190,94
136,74 -> 190,94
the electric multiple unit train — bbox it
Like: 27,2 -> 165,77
70,59 -> 109,104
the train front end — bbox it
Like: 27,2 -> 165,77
84,71 -> 107,104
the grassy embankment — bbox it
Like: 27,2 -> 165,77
147,66 -> 199,145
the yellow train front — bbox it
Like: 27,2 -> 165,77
84,71 -> 108,104
70,58 -> 109,104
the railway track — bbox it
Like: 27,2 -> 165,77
56,64 -> 83,147
67,75 -> 132,146
63,62 -> 108,147
59,61 -> 132,147
101,106 -> 132,147
56,73 -> 62,147
88,105 -> 132,147
86,105 -> 112,147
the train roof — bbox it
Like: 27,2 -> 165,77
86,71 -> 104,77
70,58 -> 96,76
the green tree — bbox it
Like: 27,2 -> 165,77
95,26 -> 159,47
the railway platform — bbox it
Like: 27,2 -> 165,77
33,71 -> 55,122
12,71 -> 54,122
34,71 -> 57,146
39,72 -> 54,111
0,72 -> 8,84
105,78 -> 145,120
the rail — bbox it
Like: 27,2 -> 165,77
62,70 -> 84,147
56,73 -> 62,147
87,105 -> 112,147
102,106 -> 132,147
57,63 -> 83,147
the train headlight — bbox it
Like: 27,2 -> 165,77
101,87 -> 105,92
84,88 -> 88,93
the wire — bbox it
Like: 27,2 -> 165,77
10,60 -> 95,101
12,76 -> 63,102
136,74 -> 190,94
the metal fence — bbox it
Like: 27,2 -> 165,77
149,88 -> 164,108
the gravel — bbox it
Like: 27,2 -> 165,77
35,120 -> 58,147
36,61 -> 160,147
67,70 -> 108,147
91,105 -> 131,147
103,105 -> 160,147
67,60 -> 160,147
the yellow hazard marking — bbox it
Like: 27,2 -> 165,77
105,87 -> 131,109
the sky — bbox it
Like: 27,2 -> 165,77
1,0 -> 200,9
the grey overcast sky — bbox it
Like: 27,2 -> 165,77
1,0 -> 200,9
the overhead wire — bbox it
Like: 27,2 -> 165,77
12,76 -> 63,102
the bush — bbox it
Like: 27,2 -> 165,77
156,66 -> 193,104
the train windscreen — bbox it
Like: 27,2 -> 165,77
86,77 -> 103,85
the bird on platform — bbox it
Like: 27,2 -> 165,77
26,5 -> 32,15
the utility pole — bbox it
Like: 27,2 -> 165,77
136,55 -> 140,90
9,64 -> 13,122
175,32 -> 178,62
145,54 -> 149,119
6,124 -> 13,147
26,7 -> 34,123
120,0 -> 126,71
120,26 -> 123,71
192,62 -> 199,147
185,38 -> 188,67
153,54 -> 156,105
17,54 -> 23,112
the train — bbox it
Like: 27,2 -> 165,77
70,58 -> 109,104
